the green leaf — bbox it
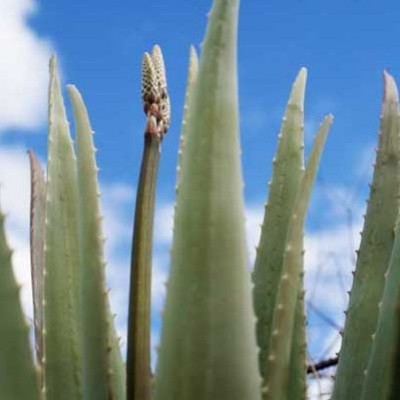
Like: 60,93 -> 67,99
262,115 -> 332,400
106,313 -> 126,400
68,85 -> 125,400
252,68 -> 307,385
361,214 -> 400,398
43,56 -> 82,400
28,150 -> 46,372
388,297 -> 400,400
332,72 -> 400,400
154,1 -> 261,399
176,45 -> 199,192
0,212 -> 40,399
287,293 -> 307,400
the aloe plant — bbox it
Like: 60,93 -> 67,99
1,0 -> 400,399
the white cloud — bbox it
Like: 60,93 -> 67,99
245,205 -> 264,262
0,0 -> 53,131
101,182 -> 135,255
154,203 -> 174,245
354,142 -> 375,181
308,376 -> 334,400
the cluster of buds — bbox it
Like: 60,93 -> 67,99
141,45 -> 170,140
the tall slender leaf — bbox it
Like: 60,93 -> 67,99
28,150 -> 46,370
262,116 -> 332,399
332,72 -> 400,400
361,219 -> 400,398
0,211 -> 40,399
176,46 -> 199,191
252,69 -> 307,395
69,85 -> 125,400
154,1 -> 261,398
43,56 -> 82,400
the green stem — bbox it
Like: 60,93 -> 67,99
127,133 -> 161,400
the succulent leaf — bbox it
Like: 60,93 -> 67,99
262,115 -> 332,400
388,297 -> 400,400
287,293 -> 307,400
0,211 -> 40,399
176,45 -> 199,192
252,68 -> 307,385
360,218 -> 400,398
68,85 -> 125,400
154,1 -> 261,399
28,150 -> 46,370
43,56 -> 82,400
332,72 -> 400,400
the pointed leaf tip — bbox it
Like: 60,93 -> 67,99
49,54 -> 57,72
189,44 -> 197,56
66,83 -> 77,91
45,51 -> 83,399
318,115 -> 334,138
298,67 -> 308,81
66,85 -> 81,103
383,71 -> 399,104
326,113 -> 334,123
290,68 -> 308,109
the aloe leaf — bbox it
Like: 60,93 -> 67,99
43,56 -> 82,400
0,212 -> 40,399
106,313 -> 126,400
154,1 -> 261,399
68,85 -> 125,400
252,68 -> 307,388
287,292 -> 307,400
360,225 -> 400,398
176,46 -> 199,192
388,298 -> 400,399
28,150 -> 46,371
332,72 -> 400,400
262,115 -> 332,400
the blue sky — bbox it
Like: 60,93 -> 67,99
2,0 -> 400,396
20,0 -> 400,199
